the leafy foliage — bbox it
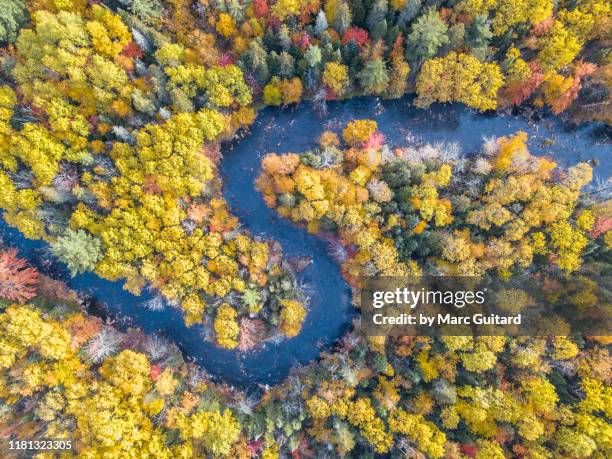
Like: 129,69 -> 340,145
0,248 -> 38,303
0,2 -> 610,457
0,2 -> 301,344
416,52 -> 504,111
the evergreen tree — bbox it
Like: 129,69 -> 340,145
466,14 -> 493,54
341,42 -> 363,79
50,229 -> 103,277
333,2 -> 353,35
278,51 -> 296,78
385,25 -> 401,48
367,0 -> 388,33
278,25 -> 292,51
245,39 -> 270,82
315,10 -> 329,36
406,7 -> 449,64
396,0 -> 422,27
0,0 -> 28,44
358,58 -> 389,95
304,45 -> 323,68
263,30 -> 277,50
350,0 -> 367,27
225,0 -> 245,21
447,23 -> 466,52
122,0 -> 164,23
267,51 -> 282,76
371,20 -> 388,41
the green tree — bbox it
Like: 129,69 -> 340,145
397,0 -> 422,26
0,0 -> 27,44
465,14 -> 492,55
244,39 -> 269,82
358,58 -> 389,95
304,45 -> 323,68
278,51 -> 295,78
367,0 -> 388,33
278,25 -> 291,51
406,8 -> 449,64
350,0 -> 367,27
334,2 -> 352,35
50,229 -> 103,277
125,0 -> 164,23
226,0 -> 245,21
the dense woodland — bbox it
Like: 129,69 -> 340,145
0,0 -> 609,339
257,124 -> 604,278
0,0 -> 610,458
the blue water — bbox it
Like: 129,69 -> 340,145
1,97 -> 610,388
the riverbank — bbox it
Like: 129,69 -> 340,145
2,96 -> 610,388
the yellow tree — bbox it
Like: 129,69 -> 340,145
416,52 -> 504,111
323,62 -> 350,95
279,299 -> 307,337
177,409 -> 241,456
214,303 -> 240,348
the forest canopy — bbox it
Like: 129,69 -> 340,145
0,0 -> 608,340
0,1 -> 610,457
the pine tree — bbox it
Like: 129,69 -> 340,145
367,0 -> 388,33
406,8 -> 449,65
278,51 -> 296,78
128,0 -> 164,23
396,0 -> 422,27
278,25 -> 292,51
0,0 -> 27,44
350,0 -> 367,27
315,10 -> 329,36
50,229 -> 103,277
333,2 -> 352,35
466,14 -> 493,54
305,45 -> 323,68
245,40 -> 270,82
358,58 -> 390,95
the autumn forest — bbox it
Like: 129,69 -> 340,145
0,0 -> 610,458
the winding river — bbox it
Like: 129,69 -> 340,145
1,96 -> 610,388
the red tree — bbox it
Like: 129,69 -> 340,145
503,62 -> 545,106
341,27 -> 370,48
549,62 -> 597,114
293,32 -> 311,50
238,318 -> 266,351
0,248 -> 39,303
253,0 -> 269,18
591,216 -> 612,239
121,42 -> 143,59
218,53 -> 234,67
532,15 -> 554,36
364,131 -> 385,150
150,365 -> 163,381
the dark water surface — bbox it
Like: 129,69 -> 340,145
1,97 -> 610,388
